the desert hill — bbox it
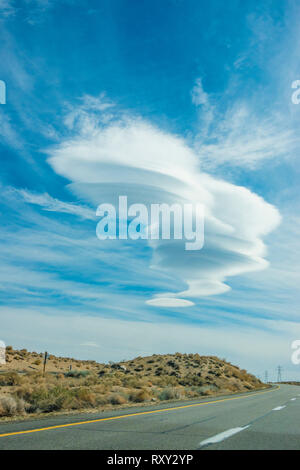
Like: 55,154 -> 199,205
0,347 -> 266,419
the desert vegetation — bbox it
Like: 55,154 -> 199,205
0,347 -> 266,419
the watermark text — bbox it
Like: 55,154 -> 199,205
96,196 -> 204,251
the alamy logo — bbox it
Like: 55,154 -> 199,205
0,340 -> 6,364
0,80 -> 6,104
96,196 -> 205,250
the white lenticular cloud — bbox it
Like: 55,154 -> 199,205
46,103 -> 281,306
146,298 -> 195,308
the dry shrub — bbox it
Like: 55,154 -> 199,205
109,394 -> 127,405
95,394 -> 109,406
0,396 -> 28,417
158,387 -> 182,401
25,371 -> 45,385
0,372 -> 23,386
92,384 -> 107,394
200,389 -> 214,396
0,396 -> 17,416
32,388 -> 80,412
15,384 -> 34,402
129,389 -> 150,403
83,374 -> 99,386
76,388 -> 97,407
122,376 -> 144,389
64,370 -> 90,378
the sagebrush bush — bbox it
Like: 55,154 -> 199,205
76,388 -> 97,406
83,374 -> 99,386
109,394 -> 127,405
158,387 -> 182,401
64,370 -> 90,378
0,396 -> 28,417
129,389 -> 150,403
0,372 -> 23,386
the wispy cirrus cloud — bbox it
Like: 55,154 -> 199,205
195,102 -> 297,169
0,0 -> 15,18
0,183 -> 180,318
191,78 -> 215,139
192,77 -> 298,170
11,187 -> 96,220
0,112 -> 26,151
63,93 -> 115,135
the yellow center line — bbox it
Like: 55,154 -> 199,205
0,385 -> 280,438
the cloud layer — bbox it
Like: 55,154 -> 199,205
46,101 -> 281,306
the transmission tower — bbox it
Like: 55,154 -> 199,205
264,370 -> 268,383
277,366 -> 282,382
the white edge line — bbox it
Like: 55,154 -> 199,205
272,405 -> 286,410
198,425 -> 250,447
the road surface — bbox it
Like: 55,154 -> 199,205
0,384 -> 299,450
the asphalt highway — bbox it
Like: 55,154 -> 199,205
0,384 -> 299,450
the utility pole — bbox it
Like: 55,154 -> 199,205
43,351 -> 48,376
264,370 -> 268,383
277,366 -> 282,383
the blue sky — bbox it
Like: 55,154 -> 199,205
0,0 -> 300,380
